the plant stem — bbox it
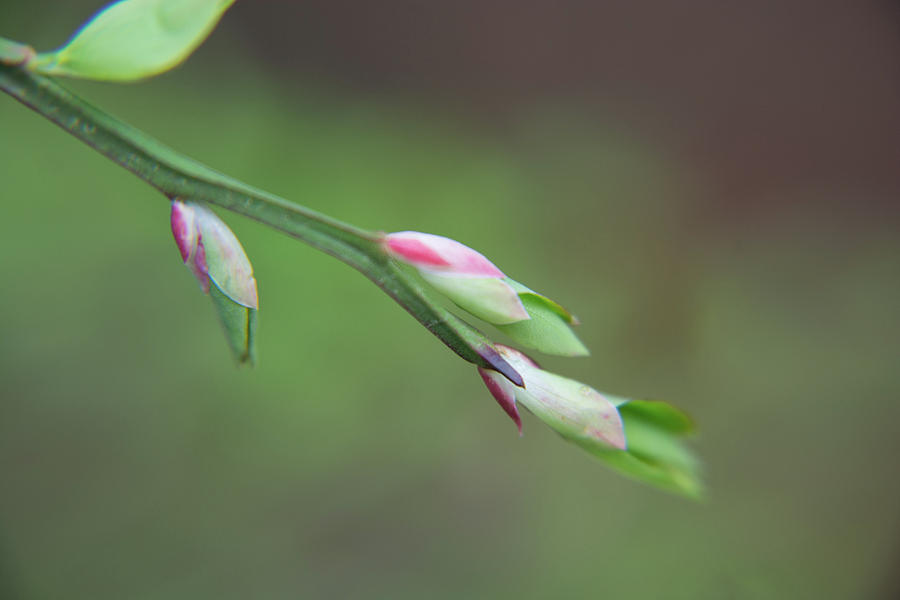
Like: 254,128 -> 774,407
0,63 -> 522,386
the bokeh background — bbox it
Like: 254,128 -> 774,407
2,1 -> 900,598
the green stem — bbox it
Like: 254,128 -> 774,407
0,63 -> 522,386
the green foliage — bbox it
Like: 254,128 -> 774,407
29,0 -> 236,81
587,398 -> 703,498
497,292 -> 589,356
517,290 -> 578,324
617,399 -> 695,433
209,281 -> 257,365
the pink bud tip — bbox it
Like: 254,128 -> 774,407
384,236 -> 451,268
170,202 -> 194,262
384,231 -> 505,278
478,367 -> 523,434
170,200 -> 209,293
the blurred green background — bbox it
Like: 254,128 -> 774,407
2,1 -> 900,598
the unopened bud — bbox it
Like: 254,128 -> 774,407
384,231 -> 529,325
384,230 -> 588,356
171,200 -> 258,364
478,344 -> 625,450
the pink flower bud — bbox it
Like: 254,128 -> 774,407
171,199 -> 209,292
478,345 -> 626,450
170,200 -> 259,364
383,231 -> 529,324
171,200 -> 258,309
384,231 -> 504,277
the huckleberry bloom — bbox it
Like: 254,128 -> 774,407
171,199 -> 258,363
478,344 -> 626,449
384,231 -> 588,356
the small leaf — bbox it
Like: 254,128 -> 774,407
589,401 -> 703,499
208,279 -> 257,364
496,293 -> 589,356
618,400 -> 694,434
505,279 -> 578,324
29,0 -> 236,81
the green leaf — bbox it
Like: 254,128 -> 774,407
618,399 -> 694,434
29,0 -> 236,81
587,400 -> 703,499
209,279 -> 257,365
496,293 -> 589,356
505,279 -> 578,324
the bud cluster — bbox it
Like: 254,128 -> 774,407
382,229 -> 699,495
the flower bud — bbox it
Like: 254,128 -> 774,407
383,231 -> 529,325
171,199 -> 207,291
478,344 -> 625,449
171,200 -> 258,364
384,230 -> 588,356
479,345 -> 702,497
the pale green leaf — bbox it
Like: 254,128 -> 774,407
505,278 -> 578,324
618,399 -> 694,434
588,401 -> 703,499
209,279 -> 257,365
496,293 -> 589,356
29,0 -> 236,81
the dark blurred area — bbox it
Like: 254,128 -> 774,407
235,0 -> 900,220
1,1 -> 899,598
